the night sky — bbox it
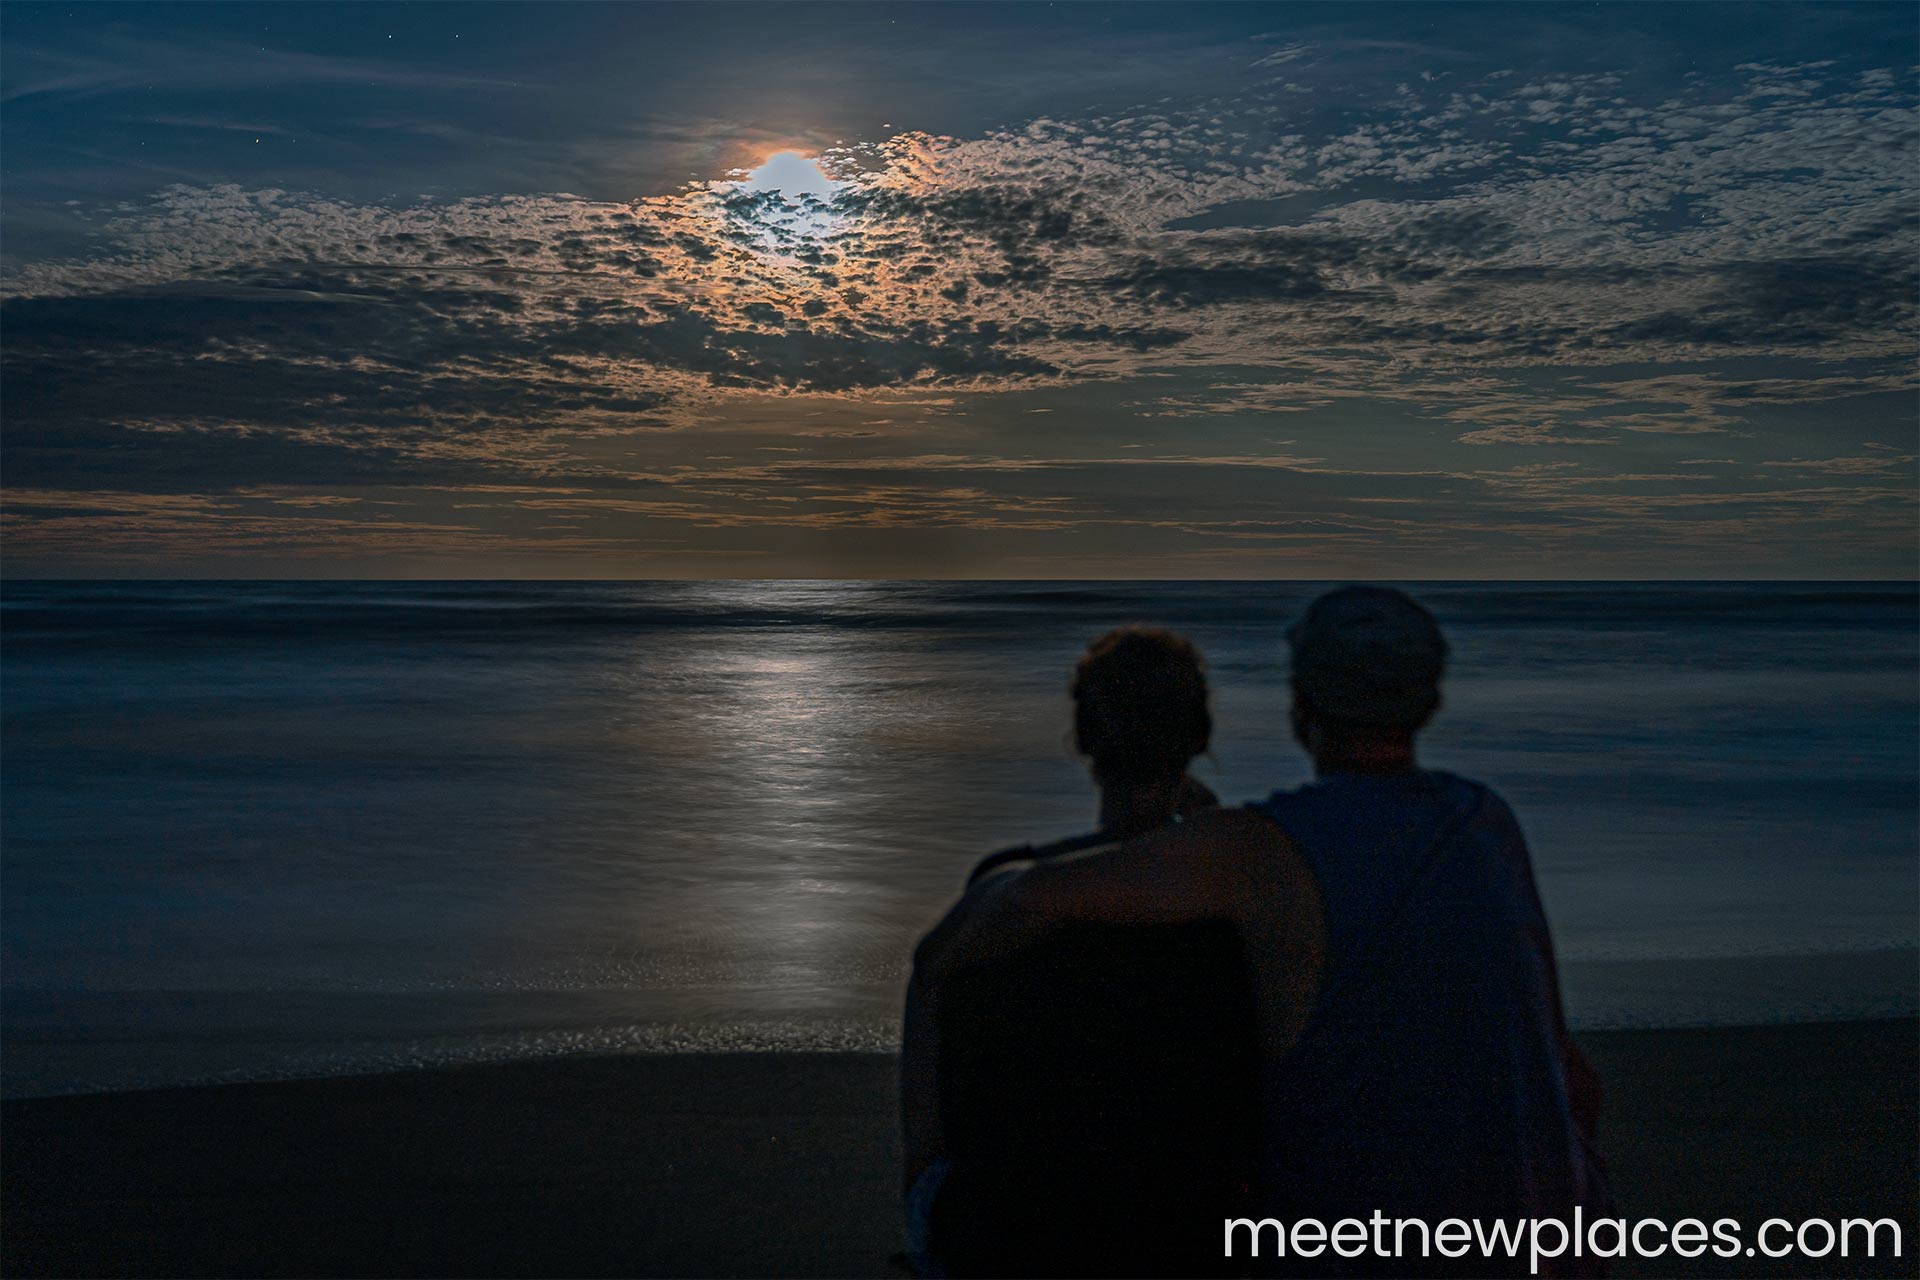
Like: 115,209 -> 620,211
3,2 -> 1914,578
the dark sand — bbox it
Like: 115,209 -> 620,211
4,1020 -> 1914,1278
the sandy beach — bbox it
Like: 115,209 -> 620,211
4,1019 -> 1914,1278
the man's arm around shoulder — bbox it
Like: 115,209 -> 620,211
913,807 -> 1297,988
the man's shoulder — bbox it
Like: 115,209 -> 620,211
1425,768 -> 1492,795
1263,769 -> 1521,828
1425,770 -> 1525,830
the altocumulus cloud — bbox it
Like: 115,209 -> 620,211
2,42 -> 1915,573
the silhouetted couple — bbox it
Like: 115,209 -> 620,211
902,586 -> 1609,1278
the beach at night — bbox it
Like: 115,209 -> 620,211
4,3 -> 1915,1275
6,1023 -> 1916,1277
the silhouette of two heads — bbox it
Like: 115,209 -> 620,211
1071,586 -> 1448,782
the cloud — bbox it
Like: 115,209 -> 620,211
3,36 -> 1915,572
1760,453 -> 1918,475
1454,423 -> 1618,447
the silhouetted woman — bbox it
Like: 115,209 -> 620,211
900,627 -> 1258,1277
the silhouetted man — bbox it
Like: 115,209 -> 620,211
911,586 -> 1607,1277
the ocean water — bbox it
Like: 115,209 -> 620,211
3,580 -> 1916,1097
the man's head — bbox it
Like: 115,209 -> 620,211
1072,626 -> 1212,786
1286,586 -> 1447,768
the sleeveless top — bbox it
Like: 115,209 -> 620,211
1250,771 -> 1601,1269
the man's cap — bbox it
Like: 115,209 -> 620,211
1286,585 -> 1448,728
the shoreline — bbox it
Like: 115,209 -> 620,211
5,945 -> 1915,1102
4,1018 -> 1915,1277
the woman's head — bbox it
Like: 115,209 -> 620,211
1071,627 -> 1212,785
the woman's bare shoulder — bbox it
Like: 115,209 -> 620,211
1124,805 -> 1322,918
1129,802 -> 1300,858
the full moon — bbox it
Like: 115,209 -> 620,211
740,150 -> 841,200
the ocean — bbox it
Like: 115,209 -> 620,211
3,580 -> 1915,1097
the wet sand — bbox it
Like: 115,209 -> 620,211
3,1020 -> 1914,1277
